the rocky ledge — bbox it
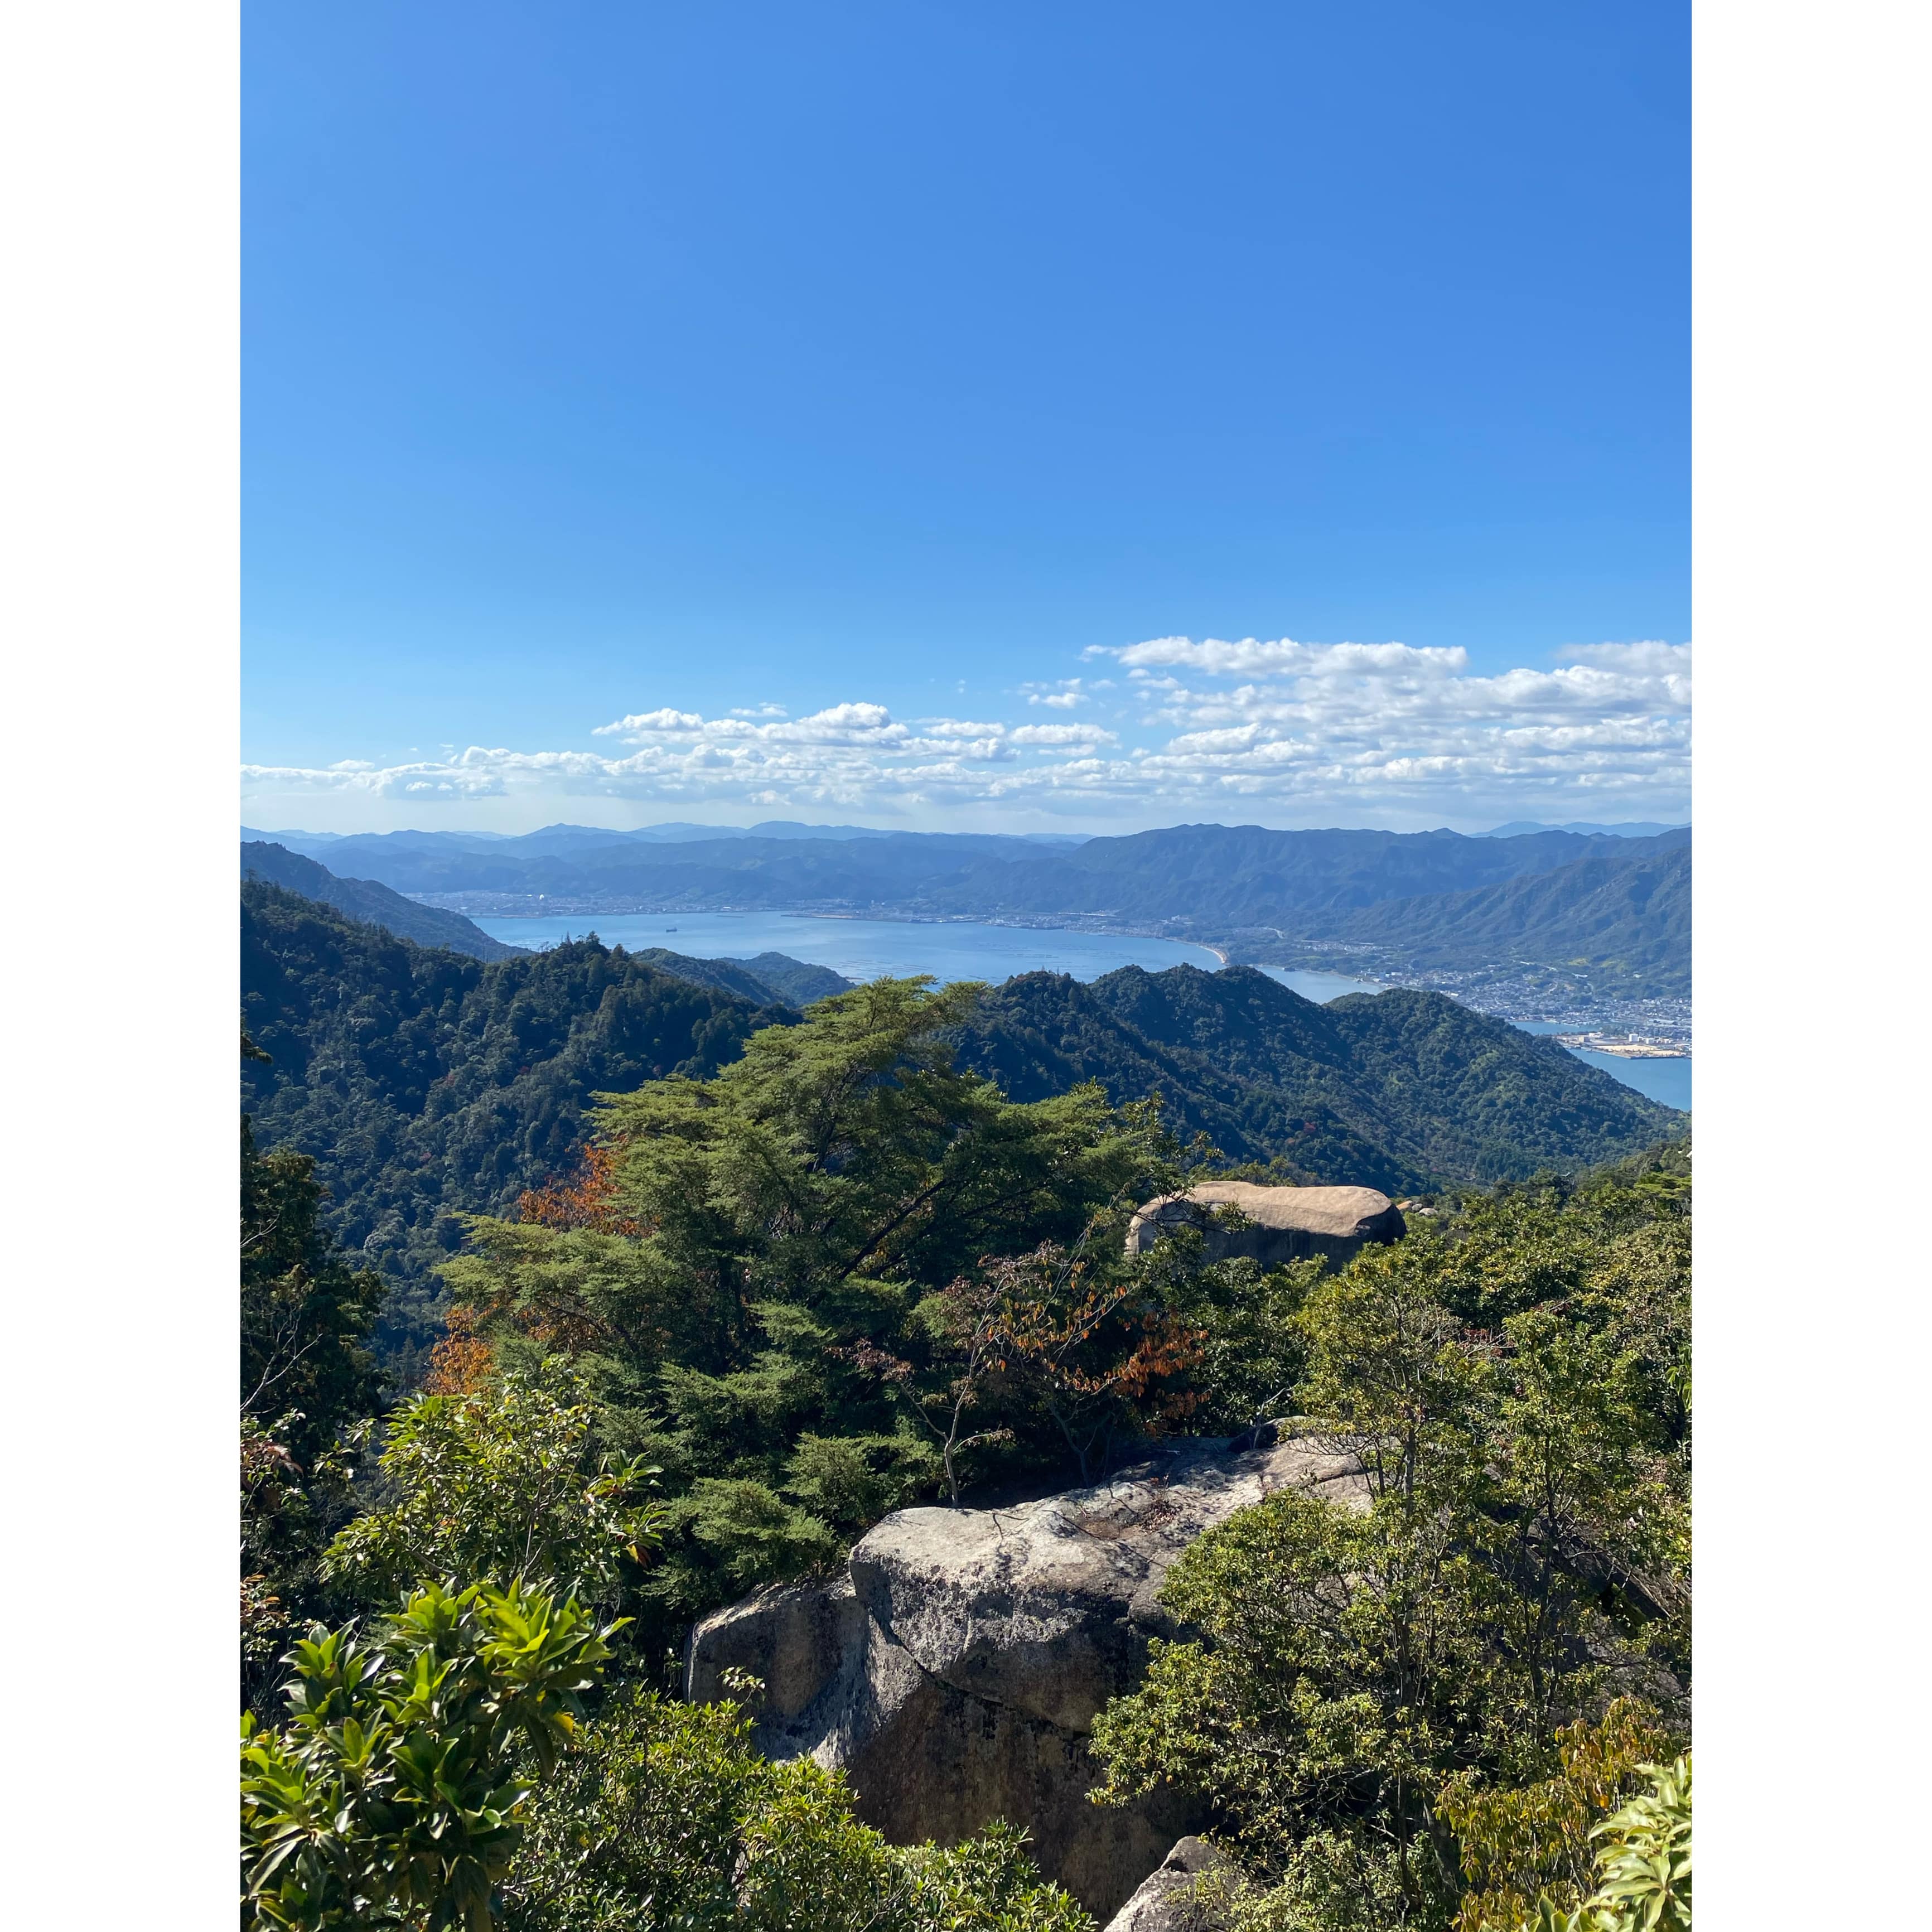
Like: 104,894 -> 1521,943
1124,1182 -> 1405,1271
685,1431 -> 1368,1920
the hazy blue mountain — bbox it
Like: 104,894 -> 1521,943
240,843 -> 529,960
267,820 -> 1665,922
255,828 -> 518,863
744,819 -> 902,840
243,825 -> 349,848
1482,820 -> 1687,838
918,825 -> 1687,928
296,828 -> 1065,898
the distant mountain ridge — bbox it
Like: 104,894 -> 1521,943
242,839 -> 855,1006
240,818 -> 1689,1025
1320,843 -> 1689,983
240,842 -> 528,960
914,824 -> 1689,928
1481,820 -> 1687,838
245,819 -> 1091,859
1243,842 -> 1692,1002
243,820 -> 1680,922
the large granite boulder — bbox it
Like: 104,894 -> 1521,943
685,1432 -> 1367,1920
1102,1836 -> 1232,1931
1124,1182 -> 1405,1271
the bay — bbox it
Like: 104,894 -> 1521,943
1257,965 -> 1384,1002
1516,1021 -> 1691,1112
1557,1046 -> 1690,1112
472,909 -> 1223,985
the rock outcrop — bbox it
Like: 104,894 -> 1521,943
1102,1836 -> 1233,1932
1124,1181 -> 1405,1271
686,1432 -> 1368,1920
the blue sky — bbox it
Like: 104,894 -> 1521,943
243,1 -> 1688,835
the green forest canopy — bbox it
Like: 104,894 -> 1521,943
241,881 -> 1681,1384
241,976 -> 1690,1932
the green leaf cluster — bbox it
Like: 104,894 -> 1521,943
1580,1754 -> 1690,1932
240,1579 -> 620,1930
322,1363 -> 668,1614
1437,1700 -> 1677,1930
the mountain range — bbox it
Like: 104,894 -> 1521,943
1481,820 -> 1687,838
1249,840 -> 1692,999
244,818 -> 1691,1021
242,839 -> 855,1006
956,963 -> 1677,1192
249,819 -> 1682,917
245,819 -> 1089,857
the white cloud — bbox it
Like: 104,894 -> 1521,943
1120,635 -> 1472,680
1009,722 -> 1119,750
1023,677 -> 1089,709
593,708 -> 702,735
243,637 -> 1690,827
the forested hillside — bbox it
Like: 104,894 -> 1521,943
626,945 -> 853,1007
1258,839 -> 1691,996
241,840 -> 528,960
959,965 -> 1678,1189
241,972 -> 1691,1931
241,881 -> 786,1377
243,880 -> 1681,1389
920,823 -> 1687,926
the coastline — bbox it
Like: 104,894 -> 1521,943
461,902 -> 1690,1058
1555,1033 -> 1690,1060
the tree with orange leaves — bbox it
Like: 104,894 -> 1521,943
515,1142 -> 646,1237
912,1239 -> 1208,1490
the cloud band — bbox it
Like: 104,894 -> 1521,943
242,637 -> 1689,824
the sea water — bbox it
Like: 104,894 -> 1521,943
1567,1050 -> 1689,1112
471,911 -> 1688,1112
1516,1023 -> 1692,1112
471,909 -> 1222,986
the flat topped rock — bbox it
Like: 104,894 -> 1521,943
1126,1182 -> 1405,1265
